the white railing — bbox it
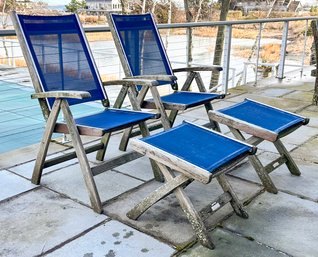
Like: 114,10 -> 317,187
0,16 -> 317,93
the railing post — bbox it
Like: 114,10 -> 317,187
186,27 -> 193,67
254,23 -> 263,85
277,21 -> 289,79
300,20 -> 308,78
222,24 -> 232,94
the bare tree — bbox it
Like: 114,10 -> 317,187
311,20 -> 318,105
209,0 -> 230,89
119,0 -> 127,13
194,0 -> 205,22
151,0 -> 157,13
184,0 -> 193,66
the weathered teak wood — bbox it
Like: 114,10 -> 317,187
32,99 -> 62,185
128,134 -> 253,249
12,12 -> 163,212
208,98 -> 309,193
31,91 -> 91,100
209,110 -> 278,142
60,100 -> 103,213
32,97 -> 103,213
106,12 -> 225,147
228,127 -> 278,194
131,139 -> 213,184
173,66 -> 223,73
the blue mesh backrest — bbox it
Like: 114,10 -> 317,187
111,13 -> 175,86
17,14 -> 107,108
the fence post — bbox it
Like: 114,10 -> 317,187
300,20 -> 308,78
254,23 -> 263,85
277,21 -> 289,79
222,24 -> 232,94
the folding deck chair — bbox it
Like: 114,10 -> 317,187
129,121 -> 256,249
209,98 -> 309,193
107,13 -> 225,150
12,12 -> 161,213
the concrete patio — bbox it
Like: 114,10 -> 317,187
0,67 -> 317,257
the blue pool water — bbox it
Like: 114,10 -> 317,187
0,81 -> 103,154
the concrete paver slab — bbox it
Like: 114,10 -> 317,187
230,152 -> 318,201
223,192 -> 318,257
0,169 -> 37,201
86,133 -> 135,164
9,154 -> 78,180
298,105 -> 318,128
113,156 -> 154,181
282,90 -> 315,102
258,88 -> 293,98
0,188 -> 107,257
177,228 -> 287,257
104,176 -> 262,248
42,163 -> 144,206
281,125 -> 318,146
292,136 -> 318,163
0,142 -> 68,169
46,220 -> 175,257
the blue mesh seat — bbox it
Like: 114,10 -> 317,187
141,122 -> 253,173
209,98 -> 309,194
129,121 -> 255,249
219,99 -> 307,137
12,12 -> 160,213
107,13 -> 225,132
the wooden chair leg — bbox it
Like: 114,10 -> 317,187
159,163 -> 214,249
127,163 -> 215,249
127,173 -> 190,220
248,155 -> 278,194
168,109 -> 178,127
32,100 -> 62,185
274,139 -> 301,176
194,72 -> 220,131
174,184 -> 215,249
205,102 -> 220,131
217,174 -> 248,218
119,127 -> 132,151
96,132 -> 112,161
229,128 -> 278,194
61,100 -> 103,214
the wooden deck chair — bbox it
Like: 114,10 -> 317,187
129,121 -> 256,249
209,98 -> 309,193
12,12 -> 162,213
106,13 -> 225,150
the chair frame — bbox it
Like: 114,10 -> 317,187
12,11 -> 163,213
106,12 -> 225,151
209,98 -> 309,193
129,121 -> 257,249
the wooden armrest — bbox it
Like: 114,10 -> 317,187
126,75 -> 177,82
31,91 -> 91,100
173,66 -> 223,73
103,79 -> 159,87
208,110 -> 279,142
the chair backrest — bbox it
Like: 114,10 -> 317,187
13,13 -> 108,108
109,13 -> 176,86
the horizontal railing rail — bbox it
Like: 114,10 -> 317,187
0,16 -> 317,93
